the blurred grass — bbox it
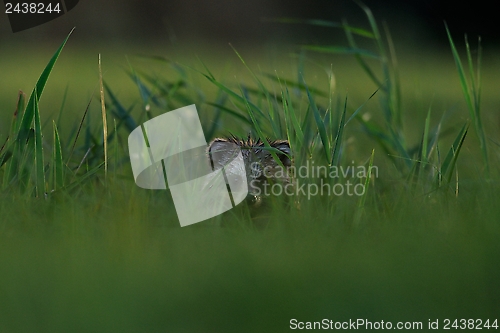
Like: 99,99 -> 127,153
0,180 -> 499,332
1,40 -> 500,136
1,18 -> 500,332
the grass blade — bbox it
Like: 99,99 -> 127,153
17,28 -> 74,145
421,107 -> 432,166
331,95 -> 348,167
33,86 -> 45,198
1,91 -> 25,179
204,93 -> 228,140
52,121 -> 64,190
55,85 -> 69,129
281,85 -> 304,149
66,91 -> 94,166
345,88 -> 378,126
63,161 -> 104,193
301,45 -> 380,59
305,84 -> 331,163
266,18 -> 375,38
239,86 -> 286,169
12,90 -> 25,138
437,122 -> 469,187
204,76 -> 267,121
104,83 -> 138,133
445,24 -> 473,114
230,45 -> 281,137
342,19 -> 383,89
205,102 -> 252,126
263,73 -> 328,97
99,54 -> 108,178
446,24 -> 488,175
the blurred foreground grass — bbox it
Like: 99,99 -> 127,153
1,179 -> 499,332
1,16 -> 500,332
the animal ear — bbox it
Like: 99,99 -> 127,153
274,141 -> 292,167
208,139 -> 240,170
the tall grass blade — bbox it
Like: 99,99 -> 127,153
445,24 -> 488,175
414,107 -> 433,188
205,92 -> 227,140
196,56 -> 215,81
354,1 -> 385,57
281,86 -> 304,147
267,18 -> 375,38
384,23 -> 402,129
345,88 -> 378,126
342,19 -> 383,88
17,28 -> 74,145
126,60 -> 166,112
356,116 -> 394,163
437,122 -> 469,187
203,76 -> 267,122
305,85 -> 331,163
52,121 -> 64,190
73,145 -> 94,179
3,29 -> 72,193
104,83 -> 137,133
230,45 -> 281,137
301,45 -> 379,59
63,161 -> 104,192
240,86 -> 285,169
421,107 -> 432,166
33,86 -> 45,198
99,54 -> 108,178
0,138 -> 10,168
445,24 -> 474,113
331,95 -> 348,167
264,73 -> 328,97
0,92 -> 24,175
205,102 -> 252,126
56,85 -> 69,129
112,118 -> 119,174
12,90 -> 25,137
66,92 -> 93,166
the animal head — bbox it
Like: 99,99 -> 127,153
208,136 -> 292,203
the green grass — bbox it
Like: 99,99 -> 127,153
1,7 -> 500,332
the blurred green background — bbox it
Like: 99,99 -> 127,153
1,0 -> 500,139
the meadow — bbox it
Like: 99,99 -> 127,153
1,6 -> 499,332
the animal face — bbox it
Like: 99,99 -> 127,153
208,136 -> 292,204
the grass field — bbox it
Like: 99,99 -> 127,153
1,7 -> 499,332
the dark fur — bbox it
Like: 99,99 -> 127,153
208,135 -> 293,204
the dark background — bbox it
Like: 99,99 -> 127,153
1,0 -> 498,48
